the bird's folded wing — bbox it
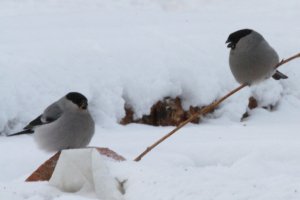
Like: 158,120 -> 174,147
7,102 -> 63,137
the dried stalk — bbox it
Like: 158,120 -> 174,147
134,52 -> 300,162
134,84 -> 246,161
275,53 -> 300,69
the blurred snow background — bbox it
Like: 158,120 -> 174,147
0,0 -> 300,199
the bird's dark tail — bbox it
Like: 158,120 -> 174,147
6,129 -> 34,137
272,70 -> 288,80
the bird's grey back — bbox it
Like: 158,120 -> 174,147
41,99 -> 63,123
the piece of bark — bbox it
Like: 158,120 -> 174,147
26,151 -> 61,182
26,147 -> 125,182
248,96 -> 258,110
95,147 -> 126,162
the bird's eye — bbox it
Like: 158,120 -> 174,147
79,100 -> 88,109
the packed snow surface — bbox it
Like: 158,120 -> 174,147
1,0 -> 300,199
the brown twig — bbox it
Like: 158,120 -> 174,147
134,52 -> 300,162
275,53 -> 300,69
134,84 -> 246,161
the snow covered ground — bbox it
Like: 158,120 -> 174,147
1,0 -> 300,199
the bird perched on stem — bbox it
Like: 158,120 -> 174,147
226,29 -> 288,85
8,92 -> 95,152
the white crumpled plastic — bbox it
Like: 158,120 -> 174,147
49,148 -> 124,200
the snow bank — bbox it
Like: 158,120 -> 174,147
1,0 -> 299,134
1,0 -> 300,200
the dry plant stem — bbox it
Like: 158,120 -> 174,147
134,52 -> 300,162
134,83 -> 247,161
275,53 -> 300,69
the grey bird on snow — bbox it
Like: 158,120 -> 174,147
8,92 -> 95,152
226,29 -> 288,85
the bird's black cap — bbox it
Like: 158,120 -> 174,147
66,92 -> 88,109
226,29 -> 253,49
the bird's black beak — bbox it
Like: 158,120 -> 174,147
80,100 -> 88,110
226,39 -> 234,49
227,43 -> 233,48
